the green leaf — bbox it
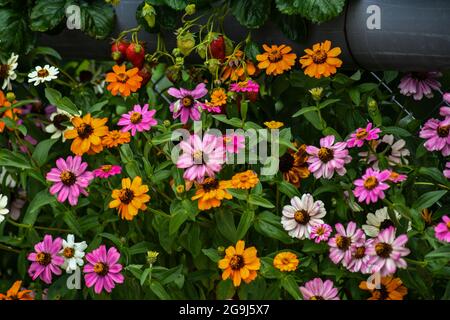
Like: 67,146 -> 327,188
236,210 -> 255,239
216,280 -> 235,300
0,8 -> 34,54
292,105 -> 317,118
275,0 -> 345,23
318,98 -> 340,109
278,180 -> 300,198
412,190 -> 447,211
169,207 -> 189,235
425,245 -> 450,261
231,0 -> 271,29
99,232 -> 123,248
80,1 -> 115,39
149,281 -> 171,299
140,268 -> 151,286
216,210 -> 237,243
281,275 -> 301,299
32,139 -> 57,166
0,149 -> 32,169
349,88 -> 361,106
22,190 -> 56,226
212,114 -> 242,128
202,248 -> 221,263
381,126 -> 411,137
151,132 -> 173,145
275,13 -> 307,41
248,194 -> 275,208
418,167 -> 449,185
30,0 -> 66,32
254,211 -> 294,244
304,110 -> 326,130
33,46 -> 62,60
164,0 -> 187,10
63,211 -> 82,237
45,88 -> 79,115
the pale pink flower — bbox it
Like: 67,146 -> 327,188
299,278 -> 340,300
328,221 -> 365,266
398,72 -> 441,100
419,117 -> 450,156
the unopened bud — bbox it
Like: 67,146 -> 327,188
185,4 -> 196,15
6,92 -> 15,102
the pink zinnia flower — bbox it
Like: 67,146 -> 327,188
387,171 -> 407,183
176,133 -> 224,182
366,227 -> 410,276
27,235 -> 64,284
46,156 -> 94,206
200,101 -> 221,113
419,117 -> 450,156
93,165 -> 122,179
83,245 -> 124,294
347,122 -> 381,148
310,223 -> 332,243
353,168 -> 391,204
444,162 -> 450,179
299,278 -> 340,300
435,215 -> 450,243
118,104 -> 157,136
306,135 -> 352,179
398,72 -> 441,100
345,239 -> 373,274
440,105 -> 450,117
223,133 -> 245,154
229,79 -> 259,93
168,83 -> 207,124
328,221 -> 365,266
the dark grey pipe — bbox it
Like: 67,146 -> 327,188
37,0 -> 450,71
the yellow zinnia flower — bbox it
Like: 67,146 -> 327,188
109,176 -> 151,220
231,170 -> 259,190
105,64 -> 143,97
191,178 -> 232,211
64,114 -> 109,156
210,88 -> 227,107
273,252 -> 299,272
218,240 -> 260,287
264,121 -> 284,129
102,130 -> 131,148
256,44 -> 297,76
299,40 -> 342,79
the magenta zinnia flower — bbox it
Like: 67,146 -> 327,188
27,235 -> 64,284
353,168 -> 391,204
118,104 -> 157,136
419,117 -> 450,156
229,79 -> 259,93
83,245 -> 124,294
168,83 -> 207,124
387,171 -> 407,183
223,133 -> 245,154
347,122 -> 381,148
444,162 -> 450,179
328,221 -> 365,266
366,227 -> 410,276
310,223 -> 332,243
398,72 -> 441,100
93,165 -> 122,179
176,133 -> 224,182
46,156 -> 94,206
299,278 -> 340,300
435,215 -> 450,243
306,135 -> 352,179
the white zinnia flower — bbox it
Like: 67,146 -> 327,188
28,65 -> 59,86
358,134 -> 410,169
281,194 -> 326,239
59,234 -> 88,272
44,108 -> 78,141
362,207 -> 411,237
0,194 -> 9,223
0,167 -> 17,188
0,53 -> 18,90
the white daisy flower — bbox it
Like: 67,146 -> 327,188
44,108 -> 79,142
59,234 -> 88,273
0,167 -> 17,188
0,53 -> 18,90
28,65 -> 59,86
0,194 -> 9,223
358,134 -> 410,169
281,193 -> 326,239
362,207 -> 406,237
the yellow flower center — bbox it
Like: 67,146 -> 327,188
37,69 -> 49,78
60,170 -> 76,186
182,96 -> 194,108
36,252 -> 51,266
294,210 -> 310,225
437,125 -> 449,138
130,112 -> 142,124
238,81 -> 248,87
318,147 -> 334,163
101,165 -> 113,172
119,188 -> 135,204
229,255 -> 244,270
375,242 -> 393,258
77,123 -> 94,139
310,296 -> 324,300
94,262 -> 109,276
356,128 -> 368,139
193,150 -> 203,162
312,50 -> 328,64
63,247 -> 75,258
364,176 -> 378,190
446,221 -> 450,229
335,235 -> 351,250
315,226 -> 325,236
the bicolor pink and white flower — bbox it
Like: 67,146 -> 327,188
434,215 -> 450,243
444,162 -> 450,179
118,104 -> 157,136
27,235 -> 64,284
93,165 -> 122,179
176,133 -> 224,182
398,72 -> 441,100
310,223 -> 332,243
366,227 -> 410,276
419,117 -> 450,156
223,133 -> 245,154
299,278 -> 340,300
306,135 -> 352,179
347,122 -> 381,148
353,168 -> 391,204
345,239 -> 373,274
83,245 -> 124,294
229,79 -> 260,93
168,83 -> 208,124
328,221 -> 365,266
46,156 -> 94,206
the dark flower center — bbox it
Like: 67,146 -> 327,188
279,153 -> 294,173
130,112 -> 142,124
310,296 -> 325,300
182,96 -> 194,108
101,165 -> 112,172
117,72 -> 128,83
294,210 -> 310,225
36,252 -> 52,266
0,64 -> 9,79
119,188 -> 134,204
354,246 -> 366,259
364,176 -> 378,190
318,147 -> 334,163
375,242 -> 393,258
202,178 -> 219,192
336,235 -> 351,250
268,50 -> 283,62
37,69 -> 49,78
77,123 -> 94,139
374,285 -> 389,300
312,50 -> 327,64
411,72 -> 428,81
229,255 -> 244,270
79,70 -> 93,83
437,125 -> 449,138
379,219 -> 395,230
53,114 -> 69,130
356,128 -> 368,140
60,170 -> 76,186
375,141 -> 389,153
94,262 -> 109,276
63,247 -> 75,258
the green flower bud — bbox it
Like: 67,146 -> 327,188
177,32 -> 196,56
6,92 -> 16,102
185,4 -> 196,15
142,3 -> 156,28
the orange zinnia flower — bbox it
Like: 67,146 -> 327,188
191,178 -> 232,211
210,88 -> 227,107
230,170 -> 259,190
109,176 -> 150,220
102,130 -> 131,148
0,280 -> 33,300
273,252 -> 299,272
64,114 -> 109,155
220,50 -> 256,82
218,240 -> 260,287
299,40 -> 342,79
105,65 -> 143,97
279,143 -> 310,187
256,44 -> 297,76
359,276 -> 408,300
0,90 -> 20,133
